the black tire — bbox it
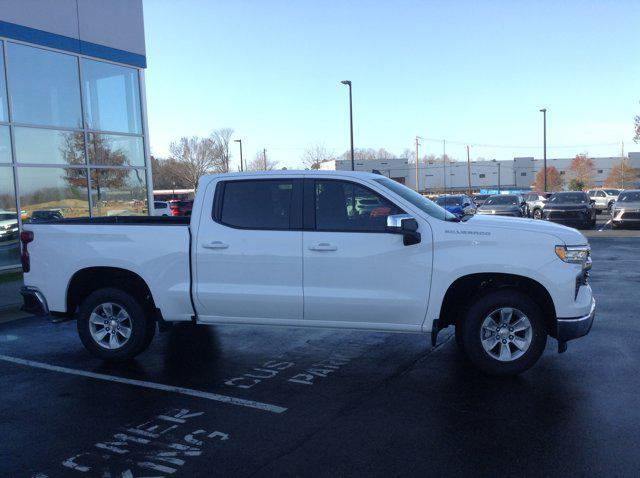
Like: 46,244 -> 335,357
77,288 -> 155,361
460,289 -> 547,375
533,208 -> 542,220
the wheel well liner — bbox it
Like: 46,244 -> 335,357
66,267 -> 161,321
439,273 -> 556,333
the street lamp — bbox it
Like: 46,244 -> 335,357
540,108 -> 547,191
234,139 -> 243,172
341,80 -> 355,171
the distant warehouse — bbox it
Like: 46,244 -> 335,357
320,152 -> 640,193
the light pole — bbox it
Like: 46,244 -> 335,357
341,80 -> 355,171
234,139 -> 243,172
540,108 -> 547,191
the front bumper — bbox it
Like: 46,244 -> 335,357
557,298 -> 596,342
20,286 -> 49,316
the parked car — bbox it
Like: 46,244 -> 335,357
476,194 -> 526,217
472,194 -> 490,207
29,209 -> 64,223
524,192 -> 551,219
434,195 -> 476,217
0,210 -> 19,242
542,192 -> 596,229
586,188 -> 620,214
21,171 -> 595,376
610,190 -> 640,229
169,200 -> 193,216
152,201 -> 172,216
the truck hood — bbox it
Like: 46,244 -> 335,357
464,214 -> 587,245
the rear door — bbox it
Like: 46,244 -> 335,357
302,177 -> 431,329
195,177 -> 304,322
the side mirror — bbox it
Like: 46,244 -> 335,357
462,206 -> 475,215
590,199 -> 596,205
386,214 -> 421,246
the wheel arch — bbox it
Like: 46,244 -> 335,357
439,272 -> 556,333
66,267 -> 162,321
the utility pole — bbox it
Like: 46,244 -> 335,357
263,148 -> 267,171
415,136 -> 420,192
466,145 -> 472,195
234,139 -> 243,172
498,161 -> 501,192
443,140 -> 446,195
341,80 -> 355,171
540,108 -> 547,191
621,141 -> 625,189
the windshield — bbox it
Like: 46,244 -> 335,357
436,196 -> 463,206
604,189 -> 620,196
484,195 -> 519,206
617,191 -> 640,202
0,213 -> 16,221
374,178 -> 456,221
549,193 -> 588,204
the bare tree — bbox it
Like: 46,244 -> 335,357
151,156 -> 191,189
605,159 -> 639,189
302,143 -> 334,169
210,128 -> 234,173
635,113 -> 639,143
247,150 -> 279,171
168,136 -> 224,189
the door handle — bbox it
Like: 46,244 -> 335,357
308,243 -> 338,252
202,241 -> 229,249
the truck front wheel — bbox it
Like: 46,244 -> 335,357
77,288 -> 155,361
460,289 -> 547,375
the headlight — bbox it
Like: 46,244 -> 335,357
555,245 -> 590,264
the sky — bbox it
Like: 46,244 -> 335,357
142,0 -> 640,171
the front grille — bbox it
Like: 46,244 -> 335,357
548,210 -> 583,219
621,212 -> 640,220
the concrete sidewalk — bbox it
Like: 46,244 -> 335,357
0,273 -> 27,323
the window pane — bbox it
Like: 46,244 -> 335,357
0,43 -> 7,122
0,126 -> 11,163
0,167 -> 20,268
7,43 -> 82,128
18,167 -> 89,221
87,133 -> 144,167
82,59 -> 142,134
91,168 -> 147,216
14,127 -> 85,165
221,180 -> 292,229
316,180 -> 402,232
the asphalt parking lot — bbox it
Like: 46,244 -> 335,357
1,225 -> 639,477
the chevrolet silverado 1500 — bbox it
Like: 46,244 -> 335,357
20,171 -> 595,375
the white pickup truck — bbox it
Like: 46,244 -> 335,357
20,171 -> 595,375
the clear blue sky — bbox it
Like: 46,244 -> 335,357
143,0 -> 640,170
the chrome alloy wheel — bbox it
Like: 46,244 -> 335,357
89,302 -> 132,350
480,307 -> 532,362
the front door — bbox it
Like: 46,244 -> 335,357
302,178 -> 431,330
195,178 -> 303,322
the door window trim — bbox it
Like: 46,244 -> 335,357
304,177 -> 406,233
212,178 -> 303,231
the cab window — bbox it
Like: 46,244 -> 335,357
314,180 -> 403,232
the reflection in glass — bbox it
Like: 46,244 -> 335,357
90,168 -> 147,216
7,43 -> 82,128
0,126 -> 11,163
18,167 -> 89,221
0,167 -> 20,268
0,43 -> 8,122
87,133 -> 144,167
82,59 -> 142,134
14,127 -> 85,165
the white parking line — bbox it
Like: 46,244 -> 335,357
599,220 -> 611,232
0,354 -> 287,414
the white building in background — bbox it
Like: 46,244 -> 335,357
321,153 -> 640,192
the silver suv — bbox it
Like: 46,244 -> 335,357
586,188 -> 620,214
524,192 -> 550,219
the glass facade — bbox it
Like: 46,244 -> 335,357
0,38 -> 149,269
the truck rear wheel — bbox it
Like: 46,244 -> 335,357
460,289 -> 547,375
77,288 -> 155,362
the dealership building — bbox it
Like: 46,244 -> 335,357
0,0 -> 150,275
321,153 -> 640,193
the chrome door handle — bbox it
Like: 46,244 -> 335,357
202,241 -> 229,249
308,243 -> 338,252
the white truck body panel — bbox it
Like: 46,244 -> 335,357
22,170 -> 593,336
